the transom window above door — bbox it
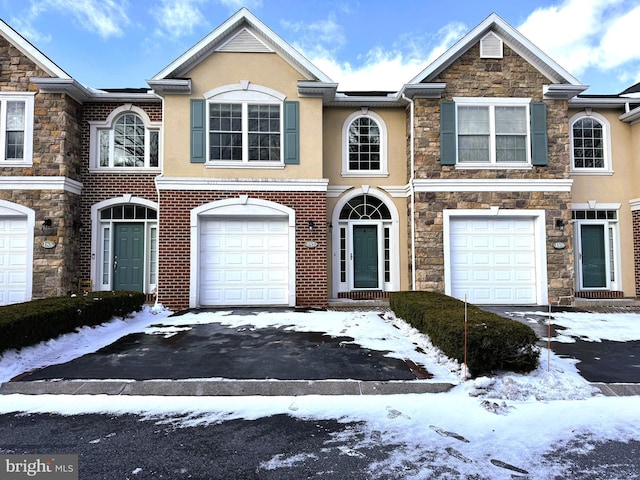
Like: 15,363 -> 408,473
339,194 -> 391,220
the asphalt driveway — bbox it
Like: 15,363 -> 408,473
482,306 -> 640,384
16,321 -> 419,382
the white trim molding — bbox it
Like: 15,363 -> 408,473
0,176 -> 83,194
414,178 -> 572,192
630,199 -> 640,212
155,177 -> 329,192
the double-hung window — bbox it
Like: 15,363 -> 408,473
441,98 -> 547,167
90,106 -> 160,171
0,93 -> 34,165
209,103 -> 281,162
193,82 -> 299,167
457,100 -> 529,165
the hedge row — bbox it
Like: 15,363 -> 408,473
389,291 -> 539,376
0,291 -> 145,353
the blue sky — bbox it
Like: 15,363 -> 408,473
1,0 -> 639,94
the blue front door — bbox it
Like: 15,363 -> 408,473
353,225 -> 378,289
113,223 -> 144,292
580,224 -> 606,289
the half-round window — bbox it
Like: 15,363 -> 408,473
339,194 -> 391,220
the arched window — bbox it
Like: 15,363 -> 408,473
342,110 -> 388,176
348,117 -> 380,171
90,105 -> 161,170
339,194 -> 391,220
570,113 -> 611,172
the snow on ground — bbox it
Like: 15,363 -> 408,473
0,307 -> 639,478
508,309 -> 640,343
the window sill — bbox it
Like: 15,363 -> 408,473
570,170 -> 613,176
206,161 -> 285,170
341,171 -> 389,178
455,163 -> 532,170
89,167 -> 161,174
0,161 -> 33,167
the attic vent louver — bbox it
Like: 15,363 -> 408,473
480,31 -> 503,58
216,27 -> 273,53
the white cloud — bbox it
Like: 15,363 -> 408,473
517,0 -> 638,77
12,0 -> 130,41
218,0 -> 263,12
286,15 -> 466,91
597,4 -> 640,69
282,12 -> 347,56
153,0 -> 208,37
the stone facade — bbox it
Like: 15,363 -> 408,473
0,35 -> 83,299
411,43 -> 574,305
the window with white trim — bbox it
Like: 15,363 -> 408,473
342,110 -> 388,176
209,102 -> 280,162
457,101 -> 529,164
90,105 -> 160,170
0,94 -> 34,165
570,113 -> 611,172
202,82 -> 288,166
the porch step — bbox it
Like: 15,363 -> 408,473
327,298 -> 390,311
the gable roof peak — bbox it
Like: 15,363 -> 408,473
151,8 -> 332,83
407,11 -> 583,87
0,18 -> 70,79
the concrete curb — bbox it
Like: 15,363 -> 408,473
590,382 -> 640,397
0,380 -> 456,396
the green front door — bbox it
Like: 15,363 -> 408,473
113,223 -> 144,292
580,224 -> 606,288
353,225 -> 378,289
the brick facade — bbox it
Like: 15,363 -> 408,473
77,102 -> 161,284
157,190 -> 328,311
411,43 -> 574,305
633,210 -> 640,297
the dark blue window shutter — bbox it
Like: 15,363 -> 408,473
531,102 -> 548,166
190,99 -> 206,163
283,101 -> 299,165
440,101 -> 456,165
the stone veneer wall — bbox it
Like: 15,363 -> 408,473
157,190 -> 328,311
0,35 -> 84,298
411,43 -> 574,305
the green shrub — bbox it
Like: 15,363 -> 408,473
390,291 -> 539,376
0,291 -> 145,353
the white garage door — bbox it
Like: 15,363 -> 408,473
449,217 -> 537,304
0,216 -> 29,306
199,217 -> 289,306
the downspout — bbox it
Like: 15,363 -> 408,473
152,91 -> 164,309
402,93 -> 416,290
